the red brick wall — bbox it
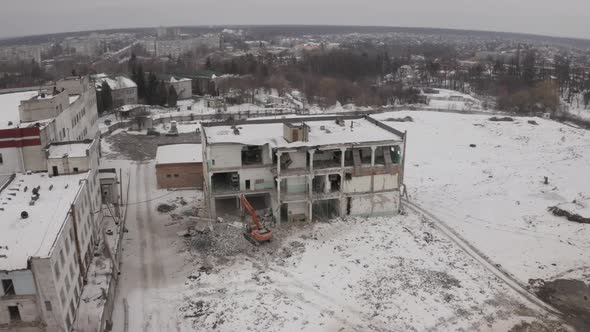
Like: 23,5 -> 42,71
155,162 -> 203,189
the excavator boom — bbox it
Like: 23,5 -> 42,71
239,194 -> 261,230
239,194 -> 273,243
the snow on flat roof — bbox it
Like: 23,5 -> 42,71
204,117 -> 403,148
0,172 -> 88,271
95,75 -> 137,90
0,91 -> 39,129
156,144 -> 202,165
69,95 -> 80,105
48,142 -> 93,159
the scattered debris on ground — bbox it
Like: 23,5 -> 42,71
157,203 -> 176,213
528,120 -> 539,125
180,214 -> 564,331
529,278 -> 590,331
103,131 -> 199,160
548,198 -> 590,224
385,116 -> 414,122
489,116 -> 515,122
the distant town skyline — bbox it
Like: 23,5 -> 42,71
0,0 -> 589,40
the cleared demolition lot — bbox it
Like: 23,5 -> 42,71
178,111 -> 590,331
101,112 -> 589,331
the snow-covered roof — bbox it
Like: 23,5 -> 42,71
95,75 -> 137,90
0,172 -> 88,271
0,90 -> 39,129
48,141 -> 93,159
69,95 -> 80,105
203,116 -> 403,148
156,144 -> 202,165
168,76 -> 191,83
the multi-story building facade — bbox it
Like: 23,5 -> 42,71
0,139 -> 103,332
162,76 -> 192,100
201,115 -> 406,223
92,74 -> 138,108
0,77 -> 99,174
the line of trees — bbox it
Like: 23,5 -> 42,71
128,54 -> 178,107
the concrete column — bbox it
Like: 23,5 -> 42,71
276,178 -> 281,225
340,148 -> 346,168
308,150 -> 314,202
276,152 -> 282,177
370,146 -> 377,166
308,201 -> 313,223
325,175 -> 331,193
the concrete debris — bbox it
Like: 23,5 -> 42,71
385,116 -> 414,122
157,203 -> 176,213
489,116 -> 514,122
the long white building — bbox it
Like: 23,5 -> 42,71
0,140 -> 102,332
0,77 -> 99,175
201,115 -> 407,223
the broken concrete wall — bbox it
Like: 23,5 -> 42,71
239,168 -> 274,191
343,175 -> 372,193
282,151 -> 306,169
285,176 -> 307,194
285,202 -> 307,222
373,174 -> 399,191
346,192 -> 399,217
208,144 -> 242,169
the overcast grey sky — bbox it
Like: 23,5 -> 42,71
1,0 -> 588,39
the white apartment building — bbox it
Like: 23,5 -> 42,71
92,74 -> 138,107
0,77 -> 99,175
201,115 -> 406,223
0,139 -> 103,332
163,76 -> 192,100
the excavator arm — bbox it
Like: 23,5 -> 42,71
240,195 -> 261,230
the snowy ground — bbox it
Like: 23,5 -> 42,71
180,214 -> 558,331
373,111 -> 590,282
99,109 -> 590,331
100,142 -> 201,332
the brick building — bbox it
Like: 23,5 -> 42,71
155,144 -> 203,189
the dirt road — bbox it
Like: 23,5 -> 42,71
111,161 -> 189,332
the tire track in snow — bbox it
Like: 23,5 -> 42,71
402,199 -> 564,319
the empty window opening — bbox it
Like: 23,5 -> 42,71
346,197 -> 352,215
245,180 -> 251,190
313,150 -> 341,169
344,150 -> 354,167
8,306 -> 20,321
73,167 -> 79,173
2,279 -> 15,295
45,301 -> 52,311
329,174 -> 341,192
211,172 -> 239,192
313,199 -> 340,221
374,147 -> 386,165
241,146 -> 263,165
390,146 -> 402,164
359,147 -> 372,165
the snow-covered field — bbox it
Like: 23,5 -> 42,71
181,214 -> 555,331
99,108 -> 590,331
373,111 -> 590,282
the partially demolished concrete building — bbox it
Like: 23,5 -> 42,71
201,115 -> 406,223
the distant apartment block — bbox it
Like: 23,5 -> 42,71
201,115 -> 406,223
161,76 -> 192,100
0,45 -> 42,64
92,74 -> 138,107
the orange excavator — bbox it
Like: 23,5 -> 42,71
240,194 -> 273,244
